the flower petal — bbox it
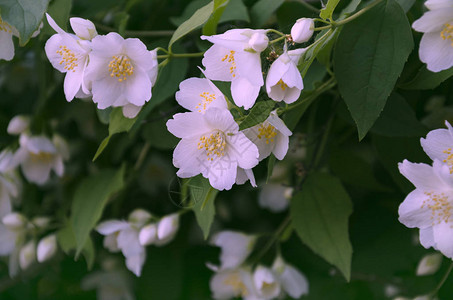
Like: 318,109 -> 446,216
166,112 -> 210,139
419,32 -> 453,72
96,220 -> 130,235
231,77 -> 260,109
0,30 -> 14,61
202,44 -> 235,82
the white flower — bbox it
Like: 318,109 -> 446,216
175,76 -> 228,114
155,213 -> 179,246
45,14 -> 93,101
0,16 -> 15,61
19,240 -> 36,270
0,150 -> 20,218
167,108 -> 259,190
398,159 -> 453,258
291,18 -> 314,43
235,167 -> 257,187
272,255 -> 309,298
412,3 -> 453,72
85,32 -> 158,118
0,213 -> 29,277
7,115 -> 30,135
266,48 -> 305,104
253,265 -> 281,299
82,270 -> 135,300
211,231 -> 256,270
258,183 -> 293,213
2,212 -> 27,230
243,110 -> 292,161
420,120 -> 453,172
210,268 -> 257,300
37,234 -> 57,263
416,253 -> 443,276
138,223 -> 157,246
201,29 -> 269,109
13,134 -> 68,185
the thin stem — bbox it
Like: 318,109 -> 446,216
313,18 -> 331,25
314,25 -> 332,31
267,29 -> 286,37
293,0 -> 320,13
333,0 -> 383,27
270,35 -> 287,45
134,142 -> 150,171
312,108 -> 335,169
156,47 -> 169,54
429,262 -> 453,298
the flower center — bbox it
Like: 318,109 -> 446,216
197,131 -> 226,161
56,46 -> 78,72
0,17 -> 12,33
29,151 -> 54,163
221,50 -> 236,78
223,272 -> 248,296
277,79 -> 288,91
422,192 -> 452,225
195,92 -> 216,112
258,123 -> 277,144
441,23 -> 453,46
108,55 -> 134,82
443,148 -> 453,173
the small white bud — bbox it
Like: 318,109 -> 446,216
156,213 -> 179,246
19,240 -> 36,270
249,32 -> 269,52
37,234 -> 57,263
139,223 -> 158,246
128,209 -> 152,228
31,217 -> 51,229
3,213 -> 27,230
7,115 -> 30,135
416,253 -> 443,276
69,17 -> 98,40
291,18 -> 314,43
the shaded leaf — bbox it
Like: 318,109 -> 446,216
202,0 -> 229,36
320,0 -> 340,20
57,224 -> 95,269
238,100 -> 275,131
250,0 -> 284,27
190,176 -> 218,239
399,66 -> 453,90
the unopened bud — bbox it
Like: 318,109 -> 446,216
291,18 -> 314,43
7,115 -> 30,135
3,213 -> 27,230
139,223 -> 158,246
31,217 -> 51,229
416,253 -> 443,276
249,32 -> 269,52
19,240 -> 36,270
156,213 -> 179,246
37,234 -> 57,263
128,209 -> 152,228
70,17 -> 98,40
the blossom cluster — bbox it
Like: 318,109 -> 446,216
167,20 -> 314,191
399,121 -> 453,259
96,208 -> 180,276
44,14 -> 158,118
208,231 -> 308,299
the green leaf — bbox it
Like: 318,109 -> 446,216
250,0 -> 284,27
0,0 -> 49,45
96,107 -> 112,125
334,0 -> 413,140
299,28 -> 336,78
238,100 -> 275,131
266,154 -> 276,183
142,119 -> 179,150
71,165 -> 125,255
169,1 -> 214,50
41,0 -> 72,35
396,0 -> 416,12
283,91 -> 316,130
399,66 -> 453,90
320,0 -> 340,20
370,93 -> 427,137
190,176 -> 218,239
290,172 -> 353,281
57,224 -> 95,269
202,0 -> 229,36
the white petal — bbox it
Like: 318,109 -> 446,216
139,223 -> 157,246
7,115 -> 30,135
0,30 -> 14,61
433,222 -> 453,258
64,65 -> 85,101
211,231 -> 256,269
125,67 -> 151,107
235,51 -> 263,86
398,160 -> 445,191
204,108 -> 238,133
420,227 -> 436,249
398,189 -> 434,229
166,112 -> 210,139
273,133 -> 289,160
206,156 -> 238,191
419,32 -> 453,72
267,111 -> 292,136
425,0 -> 453,10
266,58 -> 288,88
91,77 -> 123,109
124,38 -> 155,71
173,138 -> 204,178
231,77 -> 260,109
279,264 -> 309,298
156,214 -> 179,245
253,265 -> 280,299
236,168 -> 257,187
202,44 -> 235,82
125,252 -> 146,277
421,126 -> 453,162
122,104 -> 142,118
46,13 -> 65,34
37,234 -> 57,263
227,132 -> 259,170
175,77 -> 227,113
96,220 -> 130,235
282,61 -> 303,90
70,17 -> 97,40
412,10 -> 453,33
21,159 -> 52,185
117,227 -> 143,258
416,253 -> 443,276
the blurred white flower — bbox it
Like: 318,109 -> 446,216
13,134 -> 68,185
416,253 -> 443,276
243,110 -> 292,161
167,108 -> 259,190
253,265 -> 281,299
19,240 -> 36,270
85,33 -> 158,118
420,120 -> 453,173
0,16 -> 41,61
37,234 -> 57,263
0,150 -> 21,218
235,167 -> 257,188
82,270 -> 135,300
138,223 -> 157,246
7,115 -> 30,135
266,48 -> 305,104
272,255 -> 309,298
210,268 -> 257,300
45,14 -> 93,101
412,2 -> 453,72
201,29 -> 269,109
258,183 -> 293,213
211,231 -> 256,270
291,18 -> 314,43
0,212 -> 29,277
155,213 -> 179,246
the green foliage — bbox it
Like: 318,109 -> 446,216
320,0 -> 340,20
190,176 -> 218,239
238,100 -> 275,131
291,172 -> 353,281
0,0 -> 49,45
399,66 -> 453,90
57,224 -> 95,269
70,165 -> 125,255
42,0 -> 72,35
202,0 -> 229,36
250,0 -> 284,27
334,0 -> 413,140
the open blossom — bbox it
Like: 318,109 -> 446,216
167,108 -> 259,190
258,183 -> 293,212
85,32 -> 158,118
201,29 -> 269,109
253,265 -> 281,299
210,267 -> 258,300
420,120 -> 453,172
398,159 -> 453,258
272,255 -> 309,298
266,48 -> 305,104
211,231 -> 256,270
45,14 -> 94,101
12,134 -> 69,185
243,110 -> 292,161
412,1 -> 453,72
0,16 -> 41,61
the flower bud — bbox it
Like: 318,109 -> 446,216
128,209 -> 152,228
156,213 -> 179,245
139,223 -> 157,246
291,18 -> 314,43
31,216 -> 51,229
37,234 -> 57,263
3,212 -> 27,230
69,17 -> 98,40
248,32 -> 269,52
7,115 -> 30,135
19,240 -> 36,270
416,253 -> 443,276
253,265 -> 281,299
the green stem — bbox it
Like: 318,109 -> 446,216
429,262 -> 453,298
333,0 -> 383,27
134,142 -> 150,171
314,25 -> 332,31
267,29 -> 286,37
157,52 -> 205,59
270,35 -> 288,45
312,109 -> 335,169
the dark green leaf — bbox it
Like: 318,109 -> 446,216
399,66 -> 453,90
0,0 -> 49,45
299,28 -> 336,77
190,176 -> 218,239
71,165 -> 125,255
334,0 -> 413,140
96,107 -> 112,125
283,91 -> 316,130
202,0 -> 229,36
290,172 -> 353,281
250,0 -> 284,27
57,224 -> 95,269
320,0 -> 340,20
41,0 -> 72,35
142,119 -> 178,150
396,0 -> 416,12
266,154 -> 276,183
238,100 -> 275,131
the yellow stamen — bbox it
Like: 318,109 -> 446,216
56,46 -> 78,72
29,151 -> 54,163
443,148 -> 453,174
195,92 -> 216,112
221,50 -> 237,78
258,123 -> 277,144
277,79 -> 288,91
223,272 -> 248,296
441,23 -> 453,47
197,131 -> 227,161
108,55 -> 134,82
422,192 -> 452,226
0,17 -> 12,34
